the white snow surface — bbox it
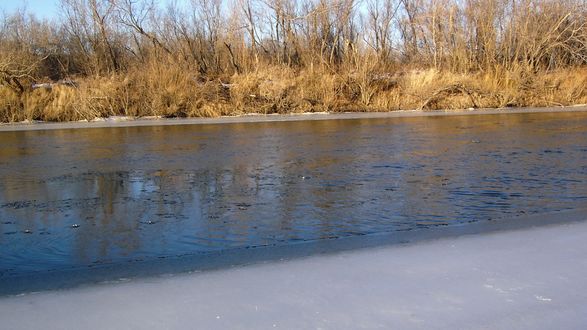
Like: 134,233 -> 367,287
2,220 -> 587,329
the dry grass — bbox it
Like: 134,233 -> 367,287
2,0 -> 586,123
2,65 -> 587,123
0,87 -> 23,122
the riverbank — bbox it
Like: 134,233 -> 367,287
1,215 -> 586,329
3,63 -> 587,125
1,105 -> 587,132
3,0 -> 587,127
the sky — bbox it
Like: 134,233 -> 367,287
0,0 -> 184,20
0,0 -> 59,19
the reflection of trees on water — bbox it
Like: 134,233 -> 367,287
72,172 -> 138,263
2,113 -> 587,274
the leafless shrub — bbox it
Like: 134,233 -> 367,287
1,0 -> 587,122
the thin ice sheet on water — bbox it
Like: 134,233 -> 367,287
1,220 -> 587,329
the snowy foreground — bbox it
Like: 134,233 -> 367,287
2,220 -> 587,329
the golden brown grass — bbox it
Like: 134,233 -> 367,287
2,65 -> 587,123
0,87 -> 22,122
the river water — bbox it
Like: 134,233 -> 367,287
1,112 -> 587,287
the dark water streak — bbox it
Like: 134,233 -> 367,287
1,112 -> 587,292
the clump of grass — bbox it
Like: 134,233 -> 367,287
0,87 -> 24,122
228,65 -> 297,114
294,69 -> 349,112
122,61 -> 232,118
23,84 -> 100,121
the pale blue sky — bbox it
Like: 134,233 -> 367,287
1,1 -> 368,22
0,0 -> 59,19
0,0 -> 183,20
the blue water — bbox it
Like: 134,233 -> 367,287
1,112 -> 587,281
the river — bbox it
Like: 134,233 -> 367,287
1,111 -> 587,293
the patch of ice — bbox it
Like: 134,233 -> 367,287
1,220 -> 587,329
106,116 -> 133,122
294,112 -> 330,115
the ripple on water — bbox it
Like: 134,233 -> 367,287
1,112 -> 587,278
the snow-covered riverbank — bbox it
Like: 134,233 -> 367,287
2,217 -> 586,329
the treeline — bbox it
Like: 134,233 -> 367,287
1,0 -> 587,122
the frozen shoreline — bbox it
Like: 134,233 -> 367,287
1,215 -> 586,329
1,105 -> 587,132
1,209 -> 584,296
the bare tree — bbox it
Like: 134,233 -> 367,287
114,0 -> 171,56
89,0 -> 120,71
365,0 -> 401,60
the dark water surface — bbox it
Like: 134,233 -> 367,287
1,112 -> 587,284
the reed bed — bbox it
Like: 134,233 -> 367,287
1,0 -> 587,122
3,66 -> 586,123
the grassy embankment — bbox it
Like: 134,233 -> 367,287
1,0 -> 587,122
3,64 -> 587,123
